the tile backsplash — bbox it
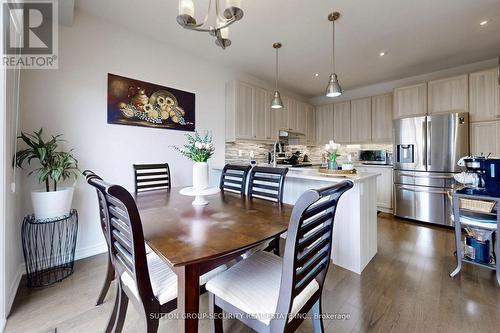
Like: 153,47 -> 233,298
225,141 -> 393,165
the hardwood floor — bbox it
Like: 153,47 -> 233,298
5,214 -> 500,333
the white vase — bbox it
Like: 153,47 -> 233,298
31,187 -> 74,220
192,162 -> 209,191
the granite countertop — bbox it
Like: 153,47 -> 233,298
212,164 -> 380,183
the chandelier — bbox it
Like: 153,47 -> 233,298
176,0 -> 244,49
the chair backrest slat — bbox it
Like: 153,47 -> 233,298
271,181 -> 353,332
248,166 -> 288,203
219,164 -> 251,196
133,163 -> 171,193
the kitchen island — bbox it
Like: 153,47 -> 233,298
211,166 -> 380,274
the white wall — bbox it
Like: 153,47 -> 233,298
310,58 -> 499,105
17,10 -> 302,263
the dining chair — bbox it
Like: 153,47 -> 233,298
247,166 -> 289,255
206,180 -> 354,333
87,177 -> 226,333
133,163 -> 171,193
83,170 -> 115,306
219,164 -> 251,196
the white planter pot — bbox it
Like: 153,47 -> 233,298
31,187 -> 74,220
192,162 -> 209,191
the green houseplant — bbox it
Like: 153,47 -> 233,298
15,128 -> 79,219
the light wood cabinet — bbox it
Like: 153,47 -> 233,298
333,101 -> 351,143
371,93 -> 393,142
469,68 -> 500,122
428,74 -> 468,114
285,98 -> 297,131
393,83 -> 427,119
357,165 -> 393,212
253,87 -> 271,140
295,102 -> 307,135
270,93 -> 288,140
305,105 -> 316,145
350,97 -> 372,143
226,81 -> 272,142
470,121 -> 500,158
315,104 -> 334,145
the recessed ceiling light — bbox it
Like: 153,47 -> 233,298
379,51 -> 387,57
480,20 -> 488,26
314,73 -> 320,77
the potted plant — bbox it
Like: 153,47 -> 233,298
325,142 -> 340,170
172,131 -> 214,190
15,128 -> 79,220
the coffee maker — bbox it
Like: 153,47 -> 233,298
457,156 -> 500,197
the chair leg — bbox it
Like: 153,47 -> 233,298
144,317 -> 160,333
273,236 -> 280,256
209,293 -> 223,333
112,284 -> 129,333
96,256 -> 115,306
105,282 -> 120,333
311,299 -> 324,333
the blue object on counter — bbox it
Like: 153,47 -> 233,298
466,236 -> 490,264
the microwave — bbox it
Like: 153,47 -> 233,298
359,150 -> 390,165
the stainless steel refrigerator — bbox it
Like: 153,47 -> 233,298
393,112 -> 469,226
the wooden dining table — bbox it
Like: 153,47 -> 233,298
134,188 -> 293,333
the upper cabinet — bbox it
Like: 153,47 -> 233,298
226,81 -> 272,142
371,93 -> 393,143
350,97 -> 372,143
285,98 -> 298,131
333,101 -> 351,144
469,68 -> 500,122
428,74 -> 468,114
305,105 -> 316,145
470,121 -> 500,157
315,104 -> 334,145
295,102 -> 307,135
393,83 -> 427,119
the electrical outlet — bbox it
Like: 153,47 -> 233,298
10,182 -> 15,192
238,150 -> 243,157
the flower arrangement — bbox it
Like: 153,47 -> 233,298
325,141 -> 340,162
171,130 -> 215,162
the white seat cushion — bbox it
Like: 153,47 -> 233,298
206,251 -> 319,325
122,252 -> 226,305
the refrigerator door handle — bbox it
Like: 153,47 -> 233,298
427,118 -> 432,169
398,186 -> 450,195
397,172 -> 454,179
422,118 -> 427,168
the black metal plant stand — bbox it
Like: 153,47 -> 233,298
21,209 -> 78,288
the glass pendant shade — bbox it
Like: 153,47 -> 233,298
326,73 -> 342,97
271,91 -> 283,109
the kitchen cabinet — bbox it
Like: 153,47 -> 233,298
315,104 -> 334,145
270,93 -> 288,140
226,81 -> 272,142
371,93 -> 393,142
253,87 -> 271,140
285,98 -> 298,131
350,97 -> 372,143
393,83 -> 427,119
295,102 -> 307,135
428,74 -> 468,114
305,105 -> 316,145
356,165 -> 393,212
470,121 -> 500,158
333,101 -> 351,143
469,68 -> 500,122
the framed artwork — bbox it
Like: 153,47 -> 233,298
107,73 -> 195,131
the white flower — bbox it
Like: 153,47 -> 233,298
195,142 -> 203,149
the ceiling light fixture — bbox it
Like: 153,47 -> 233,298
326,12 -> 342,98
315,73 -> 320,77
176,0 -> 244,50
271,42 -> 284,109
480,20 -> 488,26
379,51 -> 387,57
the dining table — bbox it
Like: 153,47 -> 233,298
135,188 -> 293,333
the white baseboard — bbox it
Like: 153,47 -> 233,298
5,241 -> 107,319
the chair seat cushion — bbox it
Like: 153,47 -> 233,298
206,251 -> 319,325
122,252 -> 226,305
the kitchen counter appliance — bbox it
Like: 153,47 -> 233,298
359,149 -> 391,165
393,112 -> 469,226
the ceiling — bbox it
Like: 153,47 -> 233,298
75,0 -> 500,98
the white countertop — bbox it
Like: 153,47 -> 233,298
212,164 -> 380,183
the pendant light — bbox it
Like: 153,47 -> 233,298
326,12 -> 342,98
271,42 -> 284,109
